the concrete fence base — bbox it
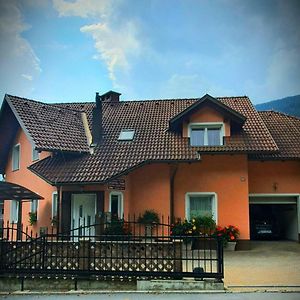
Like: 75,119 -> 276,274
0,277 -> 224,292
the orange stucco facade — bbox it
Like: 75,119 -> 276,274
3,128 -> 56,232
248,160 -> 300,194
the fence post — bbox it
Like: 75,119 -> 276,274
217,237 -> 224,281
79,238 -> 91,270
173,239 -> 183,279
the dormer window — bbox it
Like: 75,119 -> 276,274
118,129 -> 135,141
189,123 -> 224,146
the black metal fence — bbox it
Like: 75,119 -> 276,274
0,218 -> 223,281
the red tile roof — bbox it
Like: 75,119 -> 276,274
5,95 -> 90,153
26,96 -> 280,184
251,111 -> 300,160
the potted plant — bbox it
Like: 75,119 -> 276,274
138,210 -> 160,236
214,225 -> 239,250
28,212 -> 37,226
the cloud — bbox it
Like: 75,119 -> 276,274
52,0 -> 114,18
53,0 -> 140,85
22,74 -> 33,81
80,21 -> 140,81
0,1 -> 41,98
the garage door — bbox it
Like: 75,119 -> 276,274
249,195 -> 299,241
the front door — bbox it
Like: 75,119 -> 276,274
71,193 -> 96,237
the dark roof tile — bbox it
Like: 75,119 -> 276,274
29,96 -> 279,184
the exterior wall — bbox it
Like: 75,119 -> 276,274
248,161 -> 300,194
128,164 -> 171,220
182,106 -> 231,137
3,128 -> 55,233
174,155 -> 249,239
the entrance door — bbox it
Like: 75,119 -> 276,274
71,194 -> 96,237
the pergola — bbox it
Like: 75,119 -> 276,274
0,181 -> 43,239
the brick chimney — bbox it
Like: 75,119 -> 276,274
100,90 -> 121,103
92,92 -> 103,145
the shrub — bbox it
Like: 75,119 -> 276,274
193,215 -> 216,234
28,212 -> 37,225
138,210 -> 160,225
170,219 -> 196,237
104,219 -> 131,238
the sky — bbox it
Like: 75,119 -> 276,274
0,0 -> 299,105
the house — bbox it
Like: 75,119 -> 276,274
0,92 -> 299,247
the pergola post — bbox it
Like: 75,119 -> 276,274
17,201 -> 23,240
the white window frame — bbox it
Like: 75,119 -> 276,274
118,129 -> 135,141
185,192 -> 218,222
52,191 -> 58,218
12,143 -> 20,171
109,191 -> 124,219
188,122 -> 224,146
10,200 -> 19,223
32,144 -> 39,161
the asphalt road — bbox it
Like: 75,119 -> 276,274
1,293 -> 300,300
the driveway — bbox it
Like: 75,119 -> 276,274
224,241 -> 300,289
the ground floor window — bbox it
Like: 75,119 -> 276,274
52,191 -> 58,218
109,192 -> 123,219
31,199 -> 38,213
185,192 -> 217,221
10,200 -> 19,223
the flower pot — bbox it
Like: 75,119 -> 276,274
145,225 -> 153,236
182,240 -> 193,251
225,241 -> 237,251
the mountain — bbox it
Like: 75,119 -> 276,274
255,95 -> 300,118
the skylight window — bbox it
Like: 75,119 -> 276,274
118,129 -> 135,141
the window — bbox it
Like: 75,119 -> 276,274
52,192 -> 58,218
109,192 -> 123,218
189,123 -> 223,146
31,199 -> 38,213
10,200 -> 19,223
185,193 -> 217,222
12,144 -> 20,171
118,129 -> 135,141
32,145 -> 39,161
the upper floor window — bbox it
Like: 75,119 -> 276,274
118,129 -> 135,141
12,144 -> 20,171
32,145 -> 39,161
189,123 -> 224,146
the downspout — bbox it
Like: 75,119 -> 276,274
170,164 -> 178,223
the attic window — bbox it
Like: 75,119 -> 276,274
189,123 -> 224,146
118,129 -> 135,141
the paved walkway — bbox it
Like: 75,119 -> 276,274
224,241 -> 300,289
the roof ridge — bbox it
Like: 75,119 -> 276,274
259,110 -> 300,121
6,94 -> 82,115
